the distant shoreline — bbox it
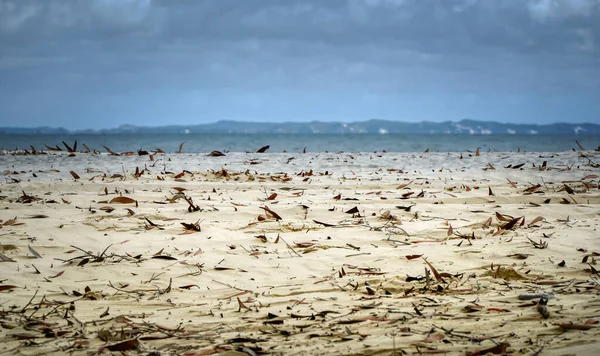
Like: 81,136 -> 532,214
1,119 -> 599,135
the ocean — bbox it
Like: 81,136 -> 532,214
1,133 -> 599,153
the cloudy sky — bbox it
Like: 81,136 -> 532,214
0,0 -> 598,129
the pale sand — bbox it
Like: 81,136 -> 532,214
0,149 -> 599,355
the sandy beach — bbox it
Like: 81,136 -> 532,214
1,147 -> 600,355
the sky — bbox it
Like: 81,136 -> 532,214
0,0 -> 599,130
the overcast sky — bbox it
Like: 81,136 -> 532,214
0,0 -> 599,129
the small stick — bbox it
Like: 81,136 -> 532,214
20,290 -> 38,313
278,235 -> 302,257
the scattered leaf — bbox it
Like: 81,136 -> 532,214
28,245 -> 42,259
109,196 -> 136,204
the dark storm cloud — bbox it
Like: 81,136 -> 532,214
0,0 -> 599,129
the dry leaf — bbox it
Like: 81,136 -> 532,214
506,178 -> 517,188
69,171 -> 80,180
48,270 -> 64,278
405,254 -> 423,260
502,216 -> 522,230
109,196 -> 136,204
528,216 -> 544,226
345,206 -> 359,214
422,257 -> 444,282
0,285 -> 18,292
257,145 -> 270,153
98,339 -> 139,353
554,322 -> 593,331
28,245 -> 42,259
262,206 -> 282,220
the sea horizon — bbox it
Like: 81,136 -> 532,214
1,132 -> 598,154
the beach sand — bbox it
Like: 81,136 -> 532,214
1,148 -> 599,355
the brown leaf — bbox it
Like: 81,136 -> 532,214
267,193 -> 277,200
582,174 -> 598,180
313,220 -> 336,227
152,255 -> 177,261
98,339 -> 139,353
333,193 -> 341,200
214,266 -> 235,271
563,184 -> 574,195
447,224 -> 454,236
208,150 -> 226,157
475,147 -> 480,156
482,217 -> 492,228
294,242 -> 317,248
396,180 -> 413,189
422,257 -> 444,283
502,216 -> 522,230
262,206 -> 282,220
109,196 -> 136,204
0,285 -> 18,292
495,212 -> 513,222
99,306 -> 110,318
257,145 -> 270,153
405,254 -> 423,260
488,186 -> 493,196
345,206 -> 359,214
506,178 -> 517,188
523,184 -> 541,193
102,145 -> 118,155
69,171 -> 80,180
528,216 -> 544,226
48,270 -> 64,279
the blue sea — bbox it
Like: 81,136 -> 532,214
1,133 -> 599,153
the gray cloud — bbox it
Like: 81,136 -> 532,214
0,0 -> 598,129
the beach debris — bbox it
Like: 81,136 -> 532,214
17,191 -> 41,203
97,339 -> 140,353
537,297 -> 550,319
554,322 -> 594,331
257,145 -> 270,153
102,145 -> 119,155
422,257 -> 444,283
208,150 -> 226,156
109,196 -> 136,204
0,284 -> 18,292
527,237 -> 548,249
181,220 -> 201,232
467,342 -> 509,356
28,245 -> 42,259
261,205 -> 282,220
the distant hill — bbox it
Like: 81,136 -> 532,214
1,119 -> 599,135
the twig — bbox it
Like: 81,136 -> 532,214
20,290 -> 38,314
278,235 -> 302,257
